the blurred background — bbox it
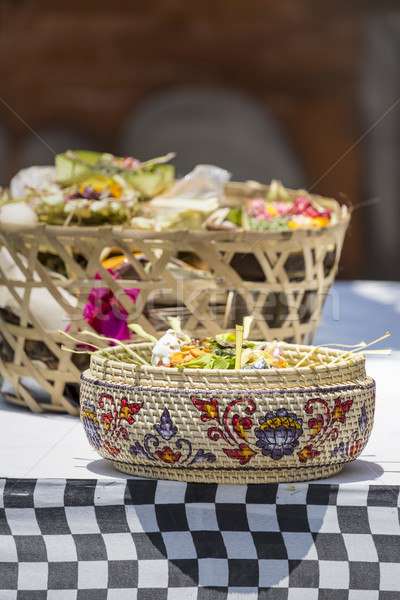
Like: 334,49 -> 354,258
0,0 -> 399,280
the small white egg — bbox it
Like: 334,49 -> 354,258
0,201 -> 38,225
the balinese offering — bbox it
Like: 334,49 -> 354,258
244,180 -> 332,231
150,330 -> 287,370
1,154 -> 335,232
0,151 -> 350,415
78,326 -> 382,484
2,150 -> 175,225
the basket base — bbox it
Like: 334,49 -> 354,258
110,460 -> 349,484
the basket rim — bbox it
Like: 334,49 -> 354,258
0,180 -> 350,237
0,213 -> 350,238
88,340 -> 365,378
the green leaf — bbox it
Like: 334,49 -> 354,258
122,164 -> 175,197
55,150 -> 102,185
213,354 -> 236,369
181,353 -> 215,369
227,206 -> 242,226
181,352 -> 235,370
128,323 -> 158,344
55,150 -> 175,197
215,332 -> 236,344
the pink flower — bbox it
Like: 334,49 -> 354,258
292,196 -> 331,220
292,196 -> 312,215
273,202 -> 292,216
83,272 -> 140,341
122,156 -> 141,168
248,198 -> 271,220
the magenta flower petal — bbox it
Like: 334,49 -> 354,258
82,269 -> 140,341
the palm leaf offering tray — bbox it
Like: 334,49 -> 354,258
78,327 -> 382,483
0,151 -> 349,415
1,151 -> 337,231
1,150 -> 175,226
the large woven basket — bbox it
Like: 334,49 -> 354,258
0,181 -> 349,415
80,342 -> 375,483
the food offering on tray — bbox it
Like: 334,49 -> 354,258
242,179 -> 333,231
62,320 -> 390,373
0,150 -> 175,225
133,172 -> 336,232
62,317 -> 290,371
0,152 -> 336,232
150,329 -> 288,370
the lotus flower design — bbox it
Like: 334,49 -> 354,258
255,408 -> 303,460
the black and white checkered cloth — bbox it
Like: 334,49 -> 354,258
0,478 -> 399,599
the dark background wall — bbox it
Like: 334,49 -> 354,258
0,0 -> 399,280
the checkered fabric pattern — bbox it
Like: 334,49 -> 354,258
0,478 -> 399,599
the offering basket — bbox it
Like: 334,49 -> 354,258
80,341 -> 375,483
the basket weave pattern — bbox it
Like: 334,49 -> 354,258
0,182 -> 349,414
80,343 -> 375,484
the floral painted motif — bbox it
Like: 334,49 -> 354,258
232,414 -> 253,441
331,398 -> 353,423
129,441 -> 148,459
191,449 -> 217,464
331,404 -> 367,460
191,398 -> 220,422
297,445 -> 321,463
223,444 -> 256,465
192,395 -> 259,464
119,398 -> 143,424
349,438 -> 362,457
129,406 -> 217,466
104,440 -> 120,457
193,396 -> 256,442
332,440 -> 345,459
152,394 -> 362,467
358,404 -> 368,432
88,392 -> 144,457
154,408 -> 178,440
298,396 -> 354,463
83,386 -> 363,470
155,446 -> 181,463
254,408 -> 303,460
98,393 -> 143,454
81,400 -> 101,450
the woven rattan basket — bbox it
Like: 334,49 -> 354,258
0,181 -> 349,415
80,342 -> 375,483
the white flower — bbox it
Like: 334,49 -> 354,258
41,191 -> 64,207
10,166 -> 59,199
151,329 -> 187,366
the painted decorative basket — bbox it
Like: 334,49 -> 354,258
0,181 -> 349,415
80,341 -> 375,483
